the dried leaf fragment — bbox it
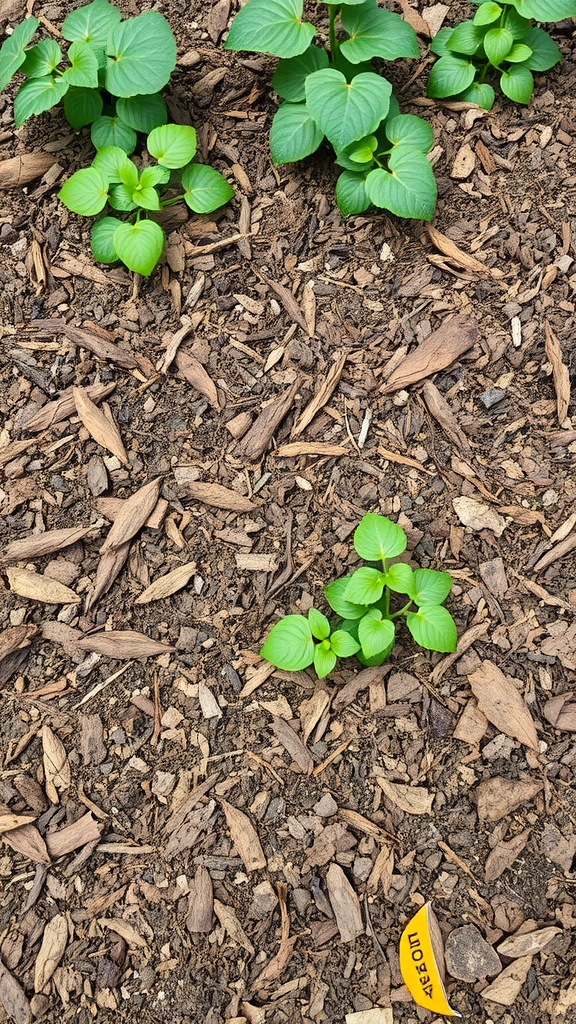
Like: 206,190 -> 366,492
0,812 -> 37,835
179,480 -> 255,512
6,567 -> 80,604
326,863 -> 364,942
377,777 -> 434,815
221,801 -> 267,872
453,496 -> 507,536
76,630 -> 174,659
0,959 -> 31,1024
213,899 -> 255,954
480,955 -> 533,1006
497,926 -> 560,959
543,691 -> 576,732
73,387 -> 129,466
473,776 -> 542,822
545,322 -> 571,428
176,348 -> 221,410
100,477 -> 162,553
4,525 -> 95,564
275,442 -> 349,457
42,725 -> 70,804
426,225 -> 503,278
484,830 -> 529,882
291,352 -> 347,437
135,562 -> 196,604
186,865 -> 214,934
468,661 -> 539,751
34,914 -> 68,992
380,314 -> 478,393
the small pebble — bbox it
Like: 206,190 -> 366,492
478,388 -> 507,409
313,793 -> 338,817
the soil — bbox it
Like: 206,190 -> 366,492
1,2 -> 576,1024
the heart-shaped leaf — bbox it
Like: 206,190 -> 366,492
366,147 -> 437,220
20,39 -> 61,78
329,630 -> 361,658
63,85 -> 103,128
324,575 -> 369,620
344,567 -> 386,605
383,562 -> 414,595
139,165 -> 170,189
260,614 -> 315,671
14,75 -> 70,128
506,43 -> 533,62
225,0 -> 315,58
386,113 -> 434,152
0,17 -> 38,89
513,0 -> 576,18
340,4 -> 419,62
63,39 -> 99,87
62,0 -> 122,48
499,62 -> 533,102
105,11 -> 176,97
335,170 -> 370,216
358,609 -> 395,659
269,102 -> 324,163
458,81 -> 495,109
305,68 -> 392,151
446,20 -> 487,54
353,513 -> 407,561
484,26 -> 514,66
181,164 -> 235,213
91,216 -> 122,263
112,219 -> 165,276
58,166 -> 109,216
406,605 -> 457,653
147,124 -> 197,168
308,608 -> 330,640
430,27 -> 453,57
92,145 -> 134,183
409,569 -> 453,606
427,54 -> 476,98
522,27 -> 561,70
107,184 -> 137,210
272,45 -> 329,102
116,93 -> 167,133
91,115 -> 137,153
472,2 -> 503,26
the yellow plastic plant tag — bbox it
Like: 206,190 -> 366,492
399,902 -> 461,1017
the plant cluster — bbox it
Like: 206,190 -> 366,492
225,0 -> 438,220
260,513 -> 457,678
427,0 -> 574,109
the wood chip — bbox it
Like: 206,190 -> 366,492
213,899 -> 255,954
376,778 -> 434,815
221,800 -> 267,872
6,567 -> 80,604
34,914 -> 68,992
4,525 -> 95,564
426,225 -> 504,279
453,496 -> 507,536
275,442 -> 349,457
258,272 -> 309,334
179,480 -> 255,512
421,379 -> 472,454
75,630 -> 174,659
497,927 -> 560,959
473,777 -> 543,822
42,725 -> 70,804
73,386 -> 129,466
380,315 -> 478,393
291,353 -> 347,437
545,322 -> 571,428
480,955 -> 533,1006
176,347 -> 221,410
237,379 -> 300,461
0,152 -> 54,189
45,812 -> 102,858
543,692 -> 576,732
0,812 -> 37,835
22,382 -> 116,432
0,959 -> 31,1024
468,661 -> 539,752
186,865 -> 214,934
135,562 -> 196,604
100,477 -> 162,553
485,831 -> 530,883
326,863 -> 364,942
271,715 -> 313,774
58,322 -> 137,369
251,883 -> 297,992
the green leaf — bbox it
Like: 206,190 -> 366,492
308,608 -> 331,640
500,61 -> 533,102
513,0 -> 576,19
58,166 -> 109,215
63,85 -> 103,128
409,568 -> 453,606
91,216 -> 122,263
446,21 -> 487,55
329,630 -> 361,658
117,159 -> 139,190
139,165 -> 170,189
305,68 -> 392,152
259,614 -> 315,670
105,11 -> 177,97
91,115 -> 137,153
484,26 -> 514,65
458,81 -> 495,108
427,54 -> 476,98
501,7 -> 531,38
14,75 -> 69,128
314,642 -> 337,679
386,113 -> 434,153
366,147 -> 437,220
506,43 -> 533,61
405,604 -> 457,653
269,102 -> 324,163
354,513 -> 406,561
181,163 -> 235,213
358,609 -> 395,658
225,0 -> 315,58
132,186 -> 160,210
335,170 -> 370,216
347,135 -> 378,163
429,28 -> 453,58
0,17 -> 39,89
116,93 -> 167,133
340,4 -> 419,62
383,562 -> 414,595
271,45 -> 329,102
92,145 -> 134,182
522,27 -> 561,71
62,0 -> 122,47
324,575 -> 368,620
112,218 -> 165,276
107,184 -> 137,210
63,39 -> 99,87
147,123 -> 197,168
344,567 -> 386,605
472,2 -> 503,25
20,39 -> 62,78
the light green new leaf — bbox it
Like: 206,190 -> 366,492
367,146 -> 437,219
91,216 -> 122,263
305,68 -> 392,152
354,512 -> 407,561
335,136 -> 376,171
383,562 -> 414,595
344,566 -> 386,605
335,170 -> 371,216
260,614 -> 315,670
139,165 -> 170,189
324,575 -> 368,620
405,604 -> 457,652
14,75 -> 69,128
506,43 -> 533,62
358,609 -> 395,659
105,11 -> 177,97
92,145 -> 135,183
107,184 -> 137,210
458,81 -> 495,109
329,630 -> 361,658
112,219 -> 165,276
409,568 -> 453,606
386,113 -> 434,153
270,102 -> 324,163
513,0 -> 576,19
271,46 -> 329,102
500,61 -> 534,102
62,0 -> 121,47
58,166 -> 109,216
132,186 -> 160,211
91,115 -> 137,153
116,93 -> 167,133
314,643 -> 337,679
0,17 -> 39,89
63,40 -> 99,88
181,164 -> 235,213
20,39 -> 61,79
63,85 -> 103,128
117,159 -> 139,189
472,2 -> 503,25
484,26 -> 514,66
427,54 -> 476,98
522,27 -> 561,71
308,607 -> 331,640
225,0 -> 315,58
446,20 -> 487,55
340,4 -> 419,63
147,123 -> 197,168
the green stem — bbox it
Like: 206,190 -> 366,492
328,5 -> 340,62
160,194 -> 186,207
382,588 -> 390,618
390,600 -> 413,620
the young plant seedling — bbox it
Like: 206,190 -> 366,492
260,513 -> 457,679
427,0 -> 574,109
225,0 -> 437,220
58,125 -> 235,275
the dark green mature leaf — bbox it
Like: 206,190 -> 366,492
522,27 -> 561,70
329,630 -> 361,657
308,608 -> 330,640
20,40 -> 61,78
386,113 -> 434,152
405,604 -> 457,652
91,216 -> 122,262
484,26 -> 514,65
409,568 -> 453,606
58,166 -> 109,215
63,40 -> 99,87
458,81 -> 495,108
324,575 -> 368,620
63,85 -> 103,128
269,102 -> 324,163
427,54 -> 476,97
0,17 -> 38,89
225,0 -> 315,57
181,164 -> 235,213
147,124 -> 197,168
91,115 -> 137,153
105,11 -> 177,97
344,566 -> 386,605
335,170 -> 371,216
513,0 -> 576,19
358,609 -> 395,658
354,513 -> 406,562
305,68 -> 391,152
62,0 -> 121,47
260,614 -> 315,670
446,20 -> 487,54
314,643 -> 337,678
366,147 -> 437,220
500,61 -> 533,102
429,28 -> 453,57
113,219 -> 165,275
272,46 -> 329,102
340,3 -> 419,62
501,7 -> 531,38
116,93 -> 167,132
14,75 -> 69,127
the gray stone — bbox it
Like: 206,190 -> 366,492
445,924 -> 502,982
